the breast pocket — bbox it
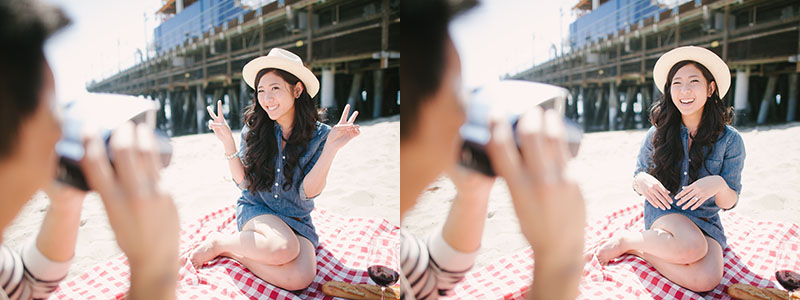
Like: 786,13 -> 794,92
703,159 -> 723,176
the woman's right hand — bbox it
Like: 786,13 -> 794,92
207,100 -> 235,149
80,122 -> 178,300
634,172 -> 672,210
485,108 -> 584,300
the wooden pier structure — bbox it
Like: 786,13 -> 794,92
513,0 -> 799,131
87,0 -> 399,136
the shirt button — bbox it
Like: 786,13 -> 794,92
684,172 -> 688,175
282,156 -> 286,160
277,168 -> 280,172
274,182 -> 278,186
274,194 -> 278,198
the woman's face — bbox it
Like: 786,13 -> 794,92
256,71 -> 302,124
670,63 -> 716,119
0,62 -> 61,197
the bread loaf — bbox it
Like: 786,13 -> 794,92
321,281 -> 400,300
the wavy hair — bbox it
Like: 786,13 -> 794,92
242,68 -> 321,192
648,60 -> 733,194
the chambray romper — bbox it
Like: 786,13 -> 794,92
234,121 -> 331,248
636,124 -> 745,250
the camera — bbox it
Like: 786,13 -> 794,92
459,80 -> 583,177
55,94 -> 173,191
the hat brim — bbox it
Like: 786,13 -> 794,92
653,46 -> 731,99
242,56 -> 320,98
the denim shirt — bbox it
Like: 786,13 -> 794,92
635,124 -> 745,249
236,121 -> 330,218
635,124 -> 746,205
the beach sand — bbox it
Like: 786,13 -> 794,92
402,122 -> 800,270
2,115 -> 399,280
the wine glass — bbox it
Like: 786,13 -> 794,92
367,233 -> 400,300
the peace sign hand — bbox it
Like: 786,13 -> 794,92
326,104 -> 360,151
207,100 -> 235,149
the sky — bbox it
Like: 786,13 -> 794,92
39,0 -> 581,102
450,0 -> 579,90
42,0 -> 163,103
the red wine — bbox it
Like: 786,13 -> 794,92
776,270 -> 800,291
368,265 -> 399,287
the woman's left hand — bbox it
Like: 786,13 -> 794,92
326,104 -> 360,150
675,175 -> 726,210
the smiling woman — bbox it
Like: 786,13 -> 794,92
191,47 -> 362,291
595,46 -> 745,293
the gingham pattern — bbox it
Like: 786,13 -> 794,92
50,206 -> 399,299
446,204 -> 800,299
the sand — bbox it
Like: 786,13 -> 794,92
1,115 -> 399,280
402,122 -> 800,270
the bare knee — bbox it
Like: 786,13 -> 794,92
683,268 -> 722,292
671,234 -> 708,264
269,237 -> 301,265
280,263 -> 317,291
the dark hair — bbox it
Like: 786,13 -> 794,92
0,0 -> 69,158
242,68 -> 321,192
648,60 -> 733,194
400,0 -> 475,140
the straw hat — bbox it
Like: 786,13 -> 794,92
653,46 -> 731,99
242,48 -> 320,97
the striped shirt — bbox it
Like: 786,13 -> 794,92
0,241 -> 71,300
400,228 -> 478,299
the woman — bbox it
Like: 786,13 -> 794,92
596,46 -> 746,292
0,1 -> 179,299
189,48 -> 360,291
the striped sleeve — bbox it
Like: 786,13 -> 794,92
0,241 -> 71,300
400,228 -> 478,299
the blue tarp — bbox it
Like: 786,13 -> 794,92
154,0 -> 260,54
569,0 -> 666,49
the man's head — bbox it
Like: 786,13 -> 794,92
400,0 -> 475,215
0,0 -> 69,206
0,0 -> 69,158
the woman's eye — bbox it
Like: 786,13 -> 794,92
257,90 -> 264,93
691,80 -> 700,83
272,87 -> 279,90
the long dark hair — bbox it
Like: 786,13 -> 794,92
242,68 -> 321,192
648,60 -> 733,194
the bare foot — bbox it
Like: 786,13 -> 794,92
189,232 -> 224,268
595,230 -> 635,265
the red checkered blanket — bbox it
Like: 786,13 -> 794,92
50,206 -> 399,299
447,204 -> 800,299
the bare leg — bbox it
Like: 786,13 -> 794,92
638,236 -> 724,292
596,213 -> 709,265
189,214 -> 301,267
223,236 -> 318,291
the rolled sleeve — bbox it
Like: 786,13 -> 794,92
634,126 -> 656,177
720,130 -> 745,195
298,124 -> 329,201
234,127 -> 249,190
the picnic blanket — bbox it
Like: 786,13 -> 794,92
50,205 -> 399,299
447,203 -> 800,299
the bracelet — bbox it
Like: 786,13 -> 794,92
224,152 -> 239,160
632,174 -> 642,196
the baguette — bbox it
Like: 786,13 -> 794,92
764,288 -> 793,300
321,281 -> 400,300
728,283 -> 772,300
